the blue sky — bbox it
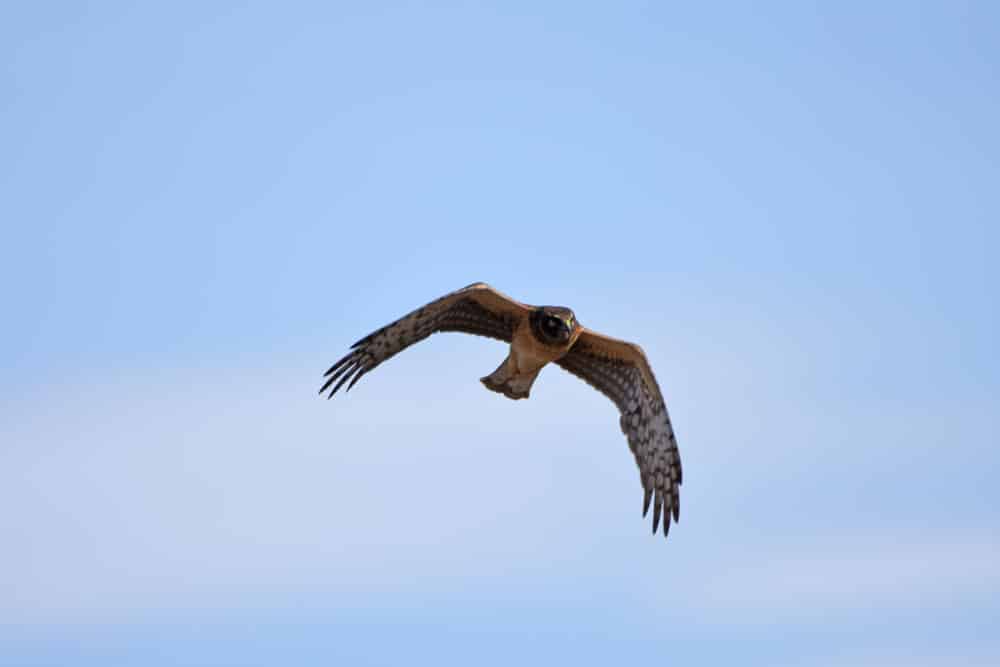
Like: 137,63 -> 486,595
2,1 -> 998,665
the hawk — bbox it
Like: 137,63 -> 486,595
319,283 -> 682,539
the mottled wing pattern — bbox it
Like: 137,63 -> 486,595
556,330 -> 682,538
319,283 -> 529,397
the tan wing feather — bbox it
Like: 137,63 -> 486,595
556,328 -> 682,538
319,283 -> 530,397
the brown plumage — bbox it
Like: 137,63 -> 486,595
319,282 -> 682,539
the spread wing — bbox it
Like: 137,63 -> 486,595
556,329 -> 682,538
319,283 -> 530,397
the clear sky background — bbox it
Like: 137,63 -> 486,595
3,2 -> 998,665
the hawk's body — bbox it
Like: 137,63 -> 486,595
320,282 -> 683,539
481,307 -> 583,400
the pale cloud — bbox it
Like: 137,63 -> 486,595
788,655 -> 1000,667
2,344 -> 996,629
0,350 -> 633,623
690,536 -> 1000,618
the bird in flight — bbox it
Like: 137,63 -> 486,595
319,283 -> 682,539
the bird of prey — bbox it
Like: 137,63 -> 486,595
319,282 -> 682,539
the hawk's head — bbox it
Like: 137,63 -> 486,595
530,306 -> 579,346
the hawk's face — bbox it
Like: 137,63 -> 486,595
531,306 -> 579,346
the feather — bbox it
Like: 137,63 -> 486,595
556,330 -> 682,540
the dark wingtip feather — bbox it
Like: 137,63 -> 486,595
319,357 -> 357,397
324,353 -> 355,377
345,367 -> 369,392
318,374 -> 338,396
662,513 -> 671,538
331,360 -> 367,395
651,492 -> 662,535
642,488 -> 652,517
672,495 -> 680,522
326,355 -> 359,382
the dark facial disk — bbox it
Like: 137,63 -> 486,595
530,306 -> 578,345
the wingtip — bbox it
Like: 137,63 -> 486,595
324,351 -> 355,377
346,367 -> 368,392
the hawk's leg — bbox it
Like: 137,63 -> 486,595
480,356 -> 539,400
